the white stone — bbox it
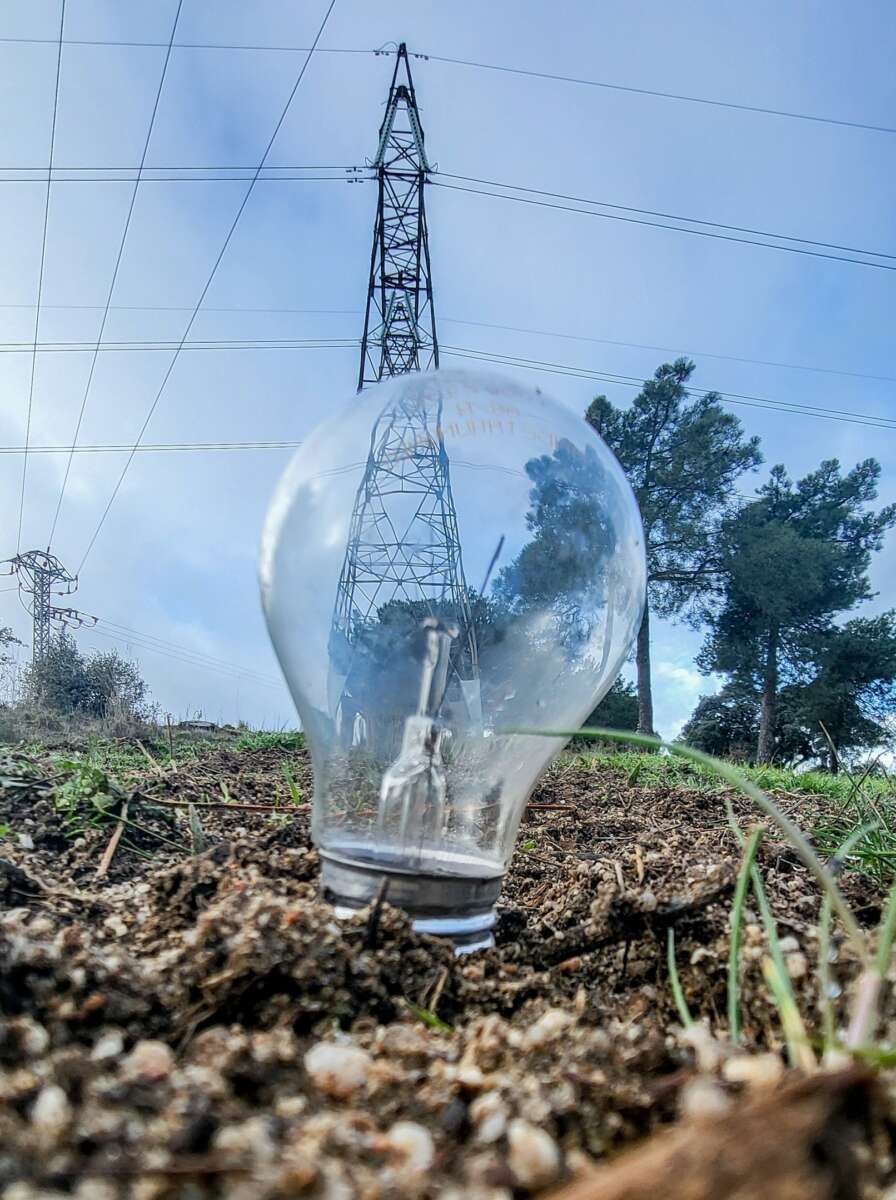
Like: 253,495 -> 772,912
777,935 -> 800,954
383,1121 -> 435,1175
679,1077 -> 732,1120
722,1053 -> 784,1089
470,1092 -> 508,1144
91,1031 -> 125,1062
521,1008 -> 574,1051
304,1042 -> 371,1100
122,1040 -> 174,1082
16,1019 -> 49,1058
785,951 -> 808,980
31,1084 -> 71,1138
506,1119 -> 561,1189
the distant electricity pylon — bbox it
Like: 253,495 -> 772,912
1,551 -> 96,664
329,43 -> 479,730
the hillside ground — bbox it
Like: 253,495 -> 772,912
0,728 -> 893,1198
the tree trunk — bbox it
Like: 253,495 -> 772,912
636,602 -> 655,736
757,624 -> 779,764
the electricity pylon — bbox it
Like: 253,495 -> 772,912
329,44 -> 479,733
1,551 -> 96,664
357,43 -> 438,388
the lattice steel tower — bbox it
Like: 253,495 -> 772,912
357,43 -> 438,388
1,550 -> 95,664
329,44 -> 478,723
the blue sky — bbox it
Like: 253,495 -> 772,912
0,0 -> 893,735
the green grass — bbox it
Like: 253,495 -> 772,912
237,730 -> 305,753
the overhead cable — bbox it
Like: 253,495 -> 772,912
16,0 -> 64,552
432,179 -> 896,272
417,51 -> 896,137
75,0 -> 338,576
49,0 -> 184,549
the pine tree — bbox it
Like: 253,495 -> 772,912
698,460 -> 896,763
587,359 -> 761,735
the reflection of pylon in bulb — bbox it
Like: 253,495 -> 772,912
378,619 -> 455,857
259,368 -> 647,952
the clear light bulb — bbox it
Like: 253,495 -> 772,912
260,368 -> 646,950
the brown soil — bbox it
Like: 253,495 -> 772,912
0,744 -> 893,1198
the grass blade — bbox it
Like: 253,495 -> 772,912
188,803 -> 206,855
762,956 -> 816,1072
667,927 -> 694,1029
728,826 -> 762,1045
282,761 -> 302,805
818,821 -> 878,1052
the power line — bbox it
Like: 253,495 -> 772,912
438,316 -> 896,388
0,439 -> 304,454
0,162 -> 358,172
0,302 -> 359,314
418,52 -> 896,137
0,37 -> 375,54
95,618 -> 281,684
76,0 -> 338,577
4,34 -> 892,137
437,172 -> 896,263
0,350 -> 886,443
81,624 -> 284,691
49,0 -> 183,550
0,337 -> 358,353
0,331 -> 888,432
96,618 -> 281,682
0,171 -> 366,183
0,299 -> 890,386
17,0 -> 64,553
433,180 -> 896,273
0,174 -> 367,182
440,346 -> 896,430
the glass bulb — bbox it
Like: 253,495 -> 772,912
260,368 -> 645,949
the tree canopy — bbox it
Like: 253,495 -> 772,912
587,358 -> 761,735
697,460 -> 896,762
25,634 -> 151,721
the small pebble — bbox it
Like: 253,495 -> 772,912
679,1077 -> 732,1120
506,1119 -> 561,1189
639,890 -> 658,912
383,1121 -> 435,1175
785,950 -> 808,980
214,1116 -> 277,1165
521,1008 -> 573,1051
681,1022 -> 726,1073
31,1084 -> 71,1139
304,1042 -> 371,1100
470,1092 -> 508,1144
103,915 -> 129,938
778,935 -> 800,954
122,1039 -> 174,1082
91,1031 -> 125,1062
16,832 -> 34,850
722,1053 -> 784,1089
14,1018 -> 49,1058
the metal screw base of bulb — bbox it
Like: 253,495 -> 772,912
320,850 -> 502,954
